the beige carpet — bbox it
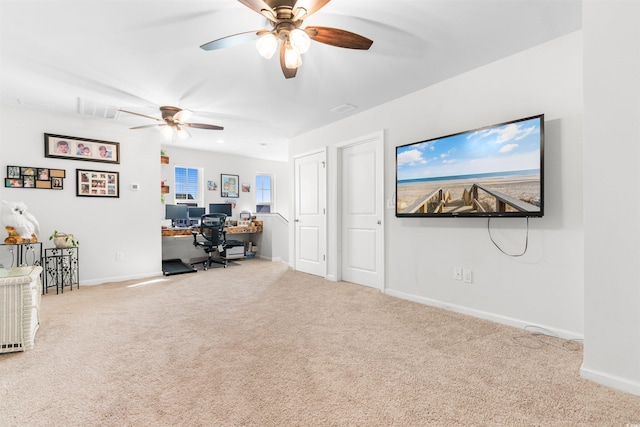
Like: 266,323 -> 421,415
1,259 -> 638,426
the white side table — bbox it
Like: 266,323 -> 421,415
0,266 -> 42,353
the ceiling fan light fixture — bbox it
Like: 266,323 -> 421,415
256,33 -> 278,59
292,7 -> 307,22
173,109 -> 193,123
176,127 -> 190,140
289,28 -> 310,54
284,44 -> 302,69
161,125 -> 174,140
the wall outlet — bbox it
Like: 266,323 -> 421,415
453,268 -> 463,281
463,269 -> 473,283
116,252 -> 125,261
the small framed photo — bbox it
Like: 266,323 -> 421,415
5,178 -> 23,188
76,168 -> 119,198
37,168 -> 50,181
23,176 -> 35,188
51,177 -> 64,189
21,167 -> 35,176
7,166 -> 20,178
221,174 -> 239,198
45,133 -> 120,164
242,183 -> 251,192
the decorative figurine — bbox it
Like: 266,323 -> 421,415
1,201 -> 40,244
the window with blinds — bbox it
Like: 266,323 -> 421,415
174,166 -> 202,205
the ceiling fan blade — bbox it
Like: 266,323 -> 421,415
200,30 -> 261,51
237,0 -> 277,21
119,109 -> 163,122
130,124 -> 164,130
294,0 -> 331,19
306,26 -> 373,50
279,42 -> 297,79
182,123 -> 224,130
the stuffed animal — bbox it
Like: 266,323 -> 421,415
1,200 -> 40,243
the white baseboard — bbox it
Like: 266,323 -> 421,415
580,365 -> 640,396
383,288 -> 583,341
81,270 -> 164,286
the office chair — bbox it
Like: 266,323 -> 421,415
191,213 -> 227,270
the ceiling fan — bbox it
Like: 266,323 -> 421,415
200,0 -> 373,79
119,106 -> 224,140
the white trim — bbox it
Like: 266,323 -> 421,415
80,271 -> 163,286
580,366 -> 640,396
384,288 -> 584,341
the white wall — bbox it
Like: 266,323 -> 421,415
581,0 -> 640,396
159,145 -> 289,261
0,106 -> 161,284
159,145 -> 289,222
256,213 -> 289,263
0,107 -> 290,284
290,32 -> 584,338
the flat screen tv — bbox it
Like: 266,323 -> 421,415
396,114 -> 544,218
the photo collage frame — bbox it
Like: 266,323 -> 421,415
5,165 -> 66,189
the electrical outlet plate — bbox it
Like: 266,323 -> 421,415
453,268 -> 463,280
463,269 -> 473,283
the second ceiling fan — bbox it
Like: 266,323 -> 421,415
200,0 -> 373,79
120,106 -> 224,140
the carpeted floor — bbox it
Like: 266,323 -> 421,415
1,259 -> 638,426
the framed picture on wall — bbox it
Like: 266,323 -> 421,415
5,165 -> 66,190
45,134 -> 120,164
76,168 -> 119,198
221,174 -> 239,198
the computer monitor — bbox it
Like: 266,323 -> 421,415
209,203 -> 232,217
188,206 -> 206,219
165,204 -> 188,227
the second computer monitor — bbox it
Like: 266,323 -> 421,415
209,203 -> 232,217
188,206 -> 206,219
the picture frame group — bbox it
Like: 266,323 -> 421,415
76,168 -> 119,198
5,165 -> 65,189
45,133 -> 120,164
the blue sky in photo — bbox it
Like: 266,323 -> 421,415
397,117 -> 542,181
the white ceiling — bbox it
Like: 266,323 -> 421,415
0,0 -> 581,162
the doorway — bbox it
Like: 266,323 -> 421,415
293,150 -> 327,277
337,131 -> 385,290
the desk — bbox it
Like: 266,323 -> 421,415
161,221 -> 262,263
161,221 -> 263,237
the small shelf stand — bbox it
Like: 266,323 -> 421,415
43,247 -> 79,294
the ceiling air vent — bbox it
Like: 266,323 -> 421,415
330,103 -> 356,115
77,98 -> 120,119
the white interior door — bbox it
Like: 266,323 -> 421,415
340,133 -> 384,289
294,151 -> 326,277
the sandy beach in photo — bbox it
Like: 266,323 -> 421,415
397,174 -> 541,213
